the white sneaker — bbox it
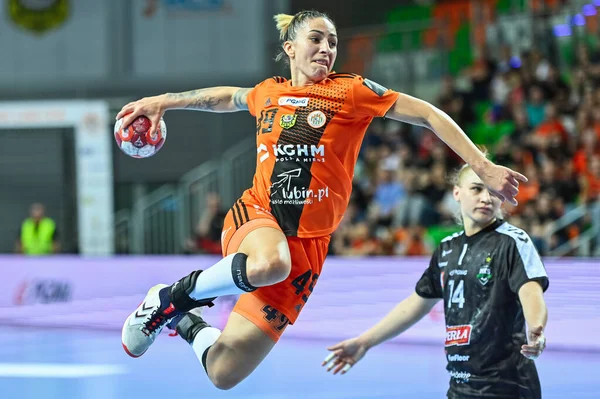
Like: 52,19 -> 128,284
121,284 -> 179,358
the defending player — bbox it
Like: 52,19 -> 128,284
118,10 -> 528,390
323,162 -> 549,399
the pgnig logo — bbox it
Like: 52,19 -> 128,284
14,278 -> 72,305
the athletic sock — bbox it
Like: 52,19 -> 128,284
191,327 -> 221,374
189,253 -> 256,301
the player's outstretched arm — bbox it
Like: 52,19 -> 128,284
518,281 -> 548,360
385,94 -> 527,206
116,87 -> 252,133
322,292 -> 438,375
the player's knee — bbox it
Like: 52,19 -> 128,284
246,251 -> 291,286
208,361 -> 242,390
210,371 -> 239,391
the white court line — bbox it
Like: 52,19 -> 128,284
0,363 -> 128,378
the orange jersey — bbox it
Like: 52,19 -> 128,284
245,73 -> 399,237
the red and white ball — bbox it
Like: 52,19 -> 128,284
114,115 -> 167,158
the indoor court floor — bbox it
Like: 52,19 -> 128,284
0,326 -> 597,399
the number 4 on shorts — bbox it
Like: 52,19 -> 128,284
291,270 -> 319,302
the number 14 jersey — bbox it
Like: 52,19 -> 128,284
416,220 -> 549,398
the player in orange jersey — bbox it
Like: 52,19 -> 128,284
118,10 -> 527,390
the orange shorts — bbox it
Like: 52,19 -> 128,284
221,192 -> 330,342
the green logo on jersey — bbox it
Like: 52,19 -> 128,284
476,256 -> 493,285
279,114 -> 297,129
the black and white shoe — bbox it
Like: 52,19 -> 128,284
121,278 -> 214,358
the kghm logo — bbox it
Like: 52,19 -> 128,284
257,144 -> 325,163
274,144 -> 323,157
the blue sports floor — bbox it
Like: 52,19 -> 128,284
0,326 -> 598,399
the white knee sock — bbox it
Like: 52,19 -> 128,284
189,253 -> 256,301
191,327 -> 221,373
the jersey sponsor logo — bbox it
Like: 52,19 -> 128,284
274,144 -> 324,158
445,325 -> 472,347
448,370 -> 471,382
477,266 -> 492,285
307,110 -> 326,128
221,226 -> 232,244
252,204 -> 271,215
279,114 -> 297,129
476,256 -> 493,285
258,144 -> 326,163
269,168 -> 329,205
257,143 -> 269,163
447,354 -> 470,362
505,225 -> 529,243
449,269 -> 468,276
278,97 -> 309,107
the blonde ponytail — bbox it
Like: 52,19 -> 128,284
274,13 -> 294,41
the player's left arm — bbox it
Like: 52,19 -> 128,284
505,227 -> 549,360
385,93 -> 526,205
518,281 -> 548,359
386,93 -> 488,167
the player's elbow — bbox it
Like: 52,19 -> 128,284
420,103 -> 444,131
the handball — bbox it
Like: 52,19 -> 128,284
114,115 -> 167,158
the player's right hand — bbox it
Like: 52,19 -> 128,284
322,337 -> 368,375
521,325 -> 546,360
475,163 -> 528,206
116,95 -> 166,134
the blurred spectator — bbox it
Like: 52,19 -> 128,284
525,85 -> 547,128
530,49 -> 552,82
392,169 -> 427,228
368,166 -> 405,226
542,65 -> 569,102
573,126 -> 600,175
490,65 -> 512,114
419,164 -> 452,225
15,203 -> 59,256
184,192 -> 226,255
592,199 -> 600,256
580,155 -> 600,204
394,226 -> 431,256
468,44 -> 495,102
533,103 -> 568,149
328,39 -> 600,257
